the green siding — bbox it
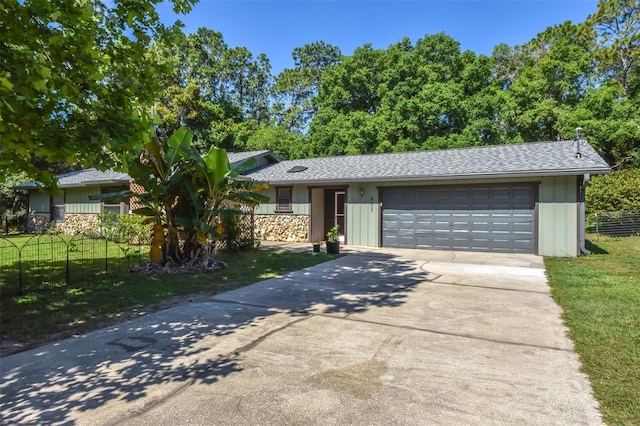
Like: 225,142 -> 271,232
65,187 -> 102,214
255,176 -> 581,256
255,186 -> 308,215
346,184 -> 379,247
538,176 -> 579,257
29,190 -> 50,213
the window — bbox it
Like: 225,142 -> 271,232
51,194 -> 65,223
102,186 -> 129,215
275,187 -> 292,212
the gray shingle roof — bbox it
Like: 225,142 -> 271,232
227,150 -> 279,166
14,168 -> 131,190
245,141 -> 611,184
14,151 -> 281,190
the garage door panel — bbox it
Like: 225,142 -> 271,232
382,184 -> 536,253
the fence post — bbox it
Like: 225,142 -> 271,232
105,236 -> 108,274
595,213 -> 599,241
66,239 -> 70,285
18,248 -> 23,295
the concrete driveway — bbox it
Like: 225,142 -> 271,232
0,247 -> 602,425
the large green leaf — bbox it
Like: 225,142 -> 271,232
88,190 -> 132,202
165,126 -> 193,167
203,146 -> 231,189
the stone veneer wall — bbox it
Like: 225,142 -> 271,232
54,214 -> 101,235
26,213 -> 52,233
254,214 -> 309,242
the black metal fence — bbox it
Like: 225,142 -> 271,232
587,211 -> 640,238
0,232 -> 149,296
0,210 -> 257,296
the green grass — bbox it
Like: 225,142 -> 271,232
0,233 -> 151,295
545,235 -> 640,426
1,246 -> 334,347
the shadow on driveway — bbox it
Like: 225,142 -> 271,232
0,252 -> 425,425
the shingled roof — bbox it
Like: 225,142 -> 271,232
14,168 -> 131,190
15,151 -> 281,190
245,140 -> 611,185
227,150 -> 279,165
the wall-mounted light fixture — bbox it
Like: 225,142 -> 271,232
359,188 -> 365,197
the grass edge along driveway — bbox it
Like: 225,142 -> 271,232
545,235 -> 640,426
0,248 -> 335,355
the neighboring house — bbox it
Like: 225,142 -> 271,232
14,168 -> 132,234
247,140 -> 611,257
14,151 -> 279,234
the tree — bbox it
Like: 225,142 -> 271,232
499,21 -> 595,142
0,172 -> 28,233
309,34 -> 499,156
0,0 -> 196,187
244,125 -> 307,160
98,127 -> 268,267
272,41 -> 342,133
152,28 -> 271,152
588,0 -> 640,98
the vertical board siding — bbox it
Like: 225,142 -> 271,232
29,190 -> 50,213
65,187 -> 102,214
538,176 -> 578,257
346,184 -> 379,247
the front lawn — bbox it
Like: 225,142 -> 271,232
0,248 -> 334,353
545,235 -> 640,425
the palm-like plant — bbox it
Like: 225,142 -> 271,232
97,127 -> 268,267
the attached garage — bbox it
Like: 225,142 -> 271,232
381,184 -> 536,253
248,140 -> 612,257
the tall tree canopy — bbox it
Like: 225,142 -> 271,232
152,28 -> 273,152
272,41 -> 342,134
3,0 -> 639,188
0,0 -> 196,186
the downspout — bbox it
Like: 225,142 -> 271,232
579,174 -> 591,255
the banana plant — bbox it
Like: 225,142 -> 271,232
93,126 -> 268,266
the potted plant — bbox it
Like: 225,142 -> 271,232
326,225 -> 340,254
312,241 -> 322,253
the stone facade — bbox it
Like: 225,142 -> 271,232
254,214 -> 309,242
54,214 -> 101,235
26,213 -> 52,233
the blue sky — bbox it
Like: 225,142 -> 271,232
157,0 -> 599,75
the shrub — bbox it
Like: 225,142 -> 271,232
220,212 -> 256,252
586,169 -> 640,214
99,212 -> 152,245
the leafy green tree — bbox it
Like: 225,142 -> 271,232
558,83 -> 640,167
0,0 -> 196,187
244,125 -> 307,160
587,168 -> 640,213
310,34 -> 499,156
272,41 -> 342,133
0,172 -> 28,233
153,28 -> 272,152
499,21 -> 595,142
588,0 -> 640,99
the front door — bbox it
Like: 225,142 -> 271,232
335,191 -> 345,239
319,188 -> 347,242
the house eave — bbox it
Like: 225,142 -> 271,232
259,168 -> 612,186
